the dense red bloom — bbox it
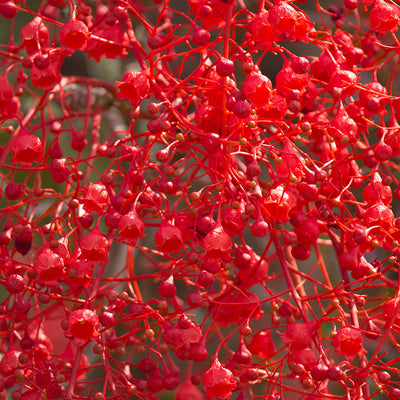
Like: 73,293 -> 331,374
203,359 -> 236,400
65,309 -> 100,347
2,1 -> 400,399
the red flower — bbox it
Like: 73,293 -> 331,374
275,141 -> 305,181
65,309 -> 100,347
363,202 -> 394,231
0,349 -> 21,375
60,20 -> 89,50
248,329 -> 275,358
332,326 -> 366,361
282,321 -> 317,351
263,185 -> 297,223
213,289 -> 263,326
202,224 -> 232,259
10,128 -> 43,167
369,0 -> 400,33
116,70 -> 150,108
20,17 -> 49,54
242,72 -> 273,107
87,21 -> 129,61
118,209 -> 145,246
203,359 -> 236,400
82,183 -> 110,215
67,255 -> 95,289
268,0 -> 313,41
80,227 -> 110,263
31,61 -> 61,90
34,247 -> 65,286
155,221 -> 185,254
363,172 -> 392,206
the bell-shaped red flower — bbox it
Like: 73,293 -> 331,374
213,289 -> 263,326
0,349 -> 21,376
369,0 -> 400,33
242,72 -> 273,107
116,70 -> 150,107
87,20 -> 128,61
118,208 -> 145,246
332,326 -> 366,361
203,358 -> 236,400
263,185 -> 297,223
34,246 -> 65,286
60,20 -> 89,50
10,128 -> 43,167
20,17 -> 49,54
65,308 -> 100,347
248,329 -> 275,359
202,223 -> 232,259
155,220 -> 185,254
275,141 -> 305,181
82,183 -> 109,215
282,321 -> 317,351
31,61 -> 61,90
363,202 -> 394,231
80,227 -> 110,263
